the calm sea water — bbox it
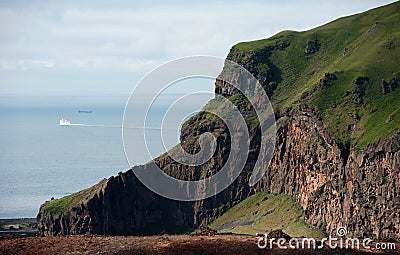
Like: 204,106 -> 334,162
0,92 -> 213,218
0,77 -> 215,219
0,96 -> 128,218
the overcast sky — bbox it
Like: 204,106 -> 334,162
0,0 -> 396,96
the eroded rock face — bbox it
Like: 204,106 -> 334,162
37,102 -> 400,241
37,170 -> 198,236
254,107 -> 400,241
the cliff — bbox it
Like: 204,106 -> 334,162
38,2 -> 400,241
37,106 -> 400,240
256,107 -> 399,241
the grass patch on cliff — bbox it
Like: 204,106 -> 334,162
209,193 -> 325,238
43,179 -> 106,214
186,94 -> 260,128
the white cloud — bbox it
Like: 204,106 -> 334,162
0,59 -> 55,70
0,59 -> 16,70
69,56 -> 159,72
0,0 -> 396,95
27,60 -> 56,69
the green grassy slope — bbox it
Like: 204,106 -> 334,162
231,1 -> 400,148
209,193 -> 325,237
41,179 -> 107,214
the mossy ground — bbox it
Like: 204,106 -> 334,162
209,193 -> 325,237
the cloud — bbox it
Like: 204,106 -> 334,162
0,59 -> 55,70
26,60 -> 56,69
69,56 -> 158,73
0,0 -> 396,95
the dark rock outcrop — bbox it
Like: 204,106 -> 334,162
319,73 -> 337,86
382,75 -> 400,95
305,39 -> 321,55
267,229 -> 291,240
191,226 -> 218,236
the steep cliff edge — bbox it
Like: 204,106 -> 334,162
255,107 -> 399,241
38,2 -> 400,241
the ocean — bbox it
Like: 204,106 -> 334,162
0,93 -> 213,218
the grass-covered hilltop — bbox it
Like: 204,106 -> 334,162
227,1 -> 400,148
38,2 -> 400,241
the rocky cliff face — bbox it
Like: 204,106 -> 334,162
222,44 -> 400,241
37,113 -> 258,236
254,106 -> 399,241
37,99 -> 400,241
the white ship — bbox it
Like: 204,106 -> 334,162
59,118 -> 71,126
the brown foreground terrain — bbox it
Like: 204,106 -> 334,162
0,234 -> 398,255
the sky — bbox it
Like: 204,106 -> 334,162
0,0 -> 396,96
